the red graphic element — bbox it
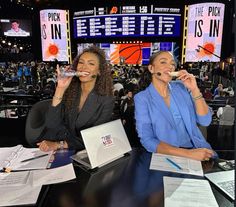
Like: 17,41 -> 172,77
110,43 -> 151,65
202,43 -> 215,55
48,44 -> 59,56
110,6 -> 118,14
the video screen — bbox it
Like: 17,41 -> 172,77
77,42 -> 179,65
185,2 -> 225,62
73,5 -> 181,39
0,19 -> 32,37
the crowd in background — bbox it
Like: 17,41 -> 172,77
0,59 -> 235,118
0,58 -> 235,148
0,59 -> 235,98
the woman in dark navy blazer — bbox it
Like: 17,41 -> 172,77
134,51 -> 216,161
37,46 -> 114,151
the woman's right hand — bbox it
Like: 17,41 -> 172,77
56,64 -> 73,90
187,148 -> 214,161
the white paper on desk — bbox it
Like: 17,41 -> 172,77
32,163 -> 76,186
0,145 -> 53,171
0,170 -> 30,186
11,148 -> 53,171
0,145 -> 22,167
164,176 -> 219,207
150,153 -> 203,176
0,183 -> 42,207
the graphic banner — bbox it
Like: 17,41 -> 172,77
185,3 -> 225,62
40,9 -> 70,62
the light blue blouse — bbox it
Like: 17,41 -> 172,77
169,93 -> 193,148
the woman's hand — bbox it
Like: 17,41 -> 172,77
187,148 -> 214,161
37,140 -> 59,152
177,70 -> 198,92
56,64 -> 73,90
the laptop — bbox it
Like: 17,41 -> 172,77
71,119 -> 132,170
205,170 -> 235,200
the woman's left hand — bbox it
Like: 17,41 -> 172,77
37,140 -> 58,152
177,70 -> 198,92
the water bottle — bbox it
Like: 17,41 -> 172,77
60,70 -> 79,77
59,66 -> 90,78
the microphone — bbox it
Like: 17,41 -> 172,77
152,72 -> 162,76
91,75 -> 97,78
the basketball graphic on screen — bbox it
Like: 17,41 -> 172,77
197,42 -> 216,59
48,44 -> 59,56
202,42 -> 215,55
45,43 -> 60,58
119,44 -> 142,65
110,43 -> 145,65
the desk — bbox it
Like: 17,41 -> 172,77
39,148 -> 234,207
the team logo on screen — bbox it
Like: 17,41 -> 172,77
101,134 -> 114,147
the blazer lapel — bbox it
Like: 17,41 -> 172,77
148,84 -> 175,128
76,91 -> 101,129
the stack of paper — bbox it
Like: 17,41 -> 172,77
0,145 -> 53,171
0,163 -> 76,206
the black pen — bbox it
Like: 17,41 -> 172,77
21,154 -> 48,163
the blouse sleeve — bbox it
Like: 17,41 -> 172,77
134,93 -> 160,153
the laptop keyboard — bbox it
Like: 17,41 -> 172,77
81,156 -> 90,163
218,180 -> 235,198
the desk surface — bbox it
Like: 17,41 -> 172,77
39,148 -> 234,207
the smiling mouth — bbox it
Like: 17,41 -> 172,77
77,71 -> 90,76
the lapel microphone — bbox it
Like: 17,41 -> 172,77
152,72 -> 162,76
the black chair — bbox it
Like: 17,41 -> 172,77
25,99 -> 52,146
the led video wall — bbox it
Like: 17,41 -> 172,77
77,42 -> 179,65
185,2 -> 225,62
40,9 -> 71,62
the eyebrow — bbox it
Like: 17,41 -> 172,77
79,59 -> 96,63
159,58 -> 175,63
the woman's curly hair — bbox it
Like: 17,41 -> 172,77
63,46 -> 113,111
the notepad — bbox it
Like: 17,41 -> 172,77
0,145 -> 53,171
150,153 -> 203,176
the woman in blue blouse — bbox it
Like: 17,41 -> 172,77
134,51 -> 216,161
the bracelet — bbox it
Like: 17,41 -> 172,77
58,141 -> 64,150
53,95 -> 63,100
193,93 -> 203,101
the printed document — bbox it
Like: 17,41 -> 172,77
0,171 -> 30,186
0,145 -> 53,171
0,184 -> 42,207
0,163 -> 76,206
164,176 -> 219,207
150,153 -> 203,176
32,163 -> 76,186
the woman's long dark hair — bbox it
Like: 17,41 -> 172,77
63,46 -> 113,111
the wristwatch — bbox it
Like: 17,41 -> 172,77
58,141 -> 64,150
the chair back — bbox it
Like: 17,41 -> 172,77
25,99 -> 52,146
